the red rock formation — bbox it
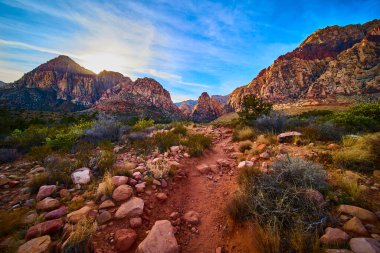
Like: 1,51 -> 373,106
191,92 -> 226,122
229,19 -> 380,111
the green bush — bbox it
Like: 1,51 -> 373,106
172,124 -> 187,136
28,145 -> 53,162
182,134 -> 212,157
333,133 -> 380,172
132,119 -> 154,131
238,94 -> 272,121
153,131 -> 180,153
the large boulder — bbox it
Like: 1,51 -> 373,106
36,185 -> 57,201
112,176 -> 128,187
17,235 -> 51,253
115,197 -> 144,219
277,131 -> 302,143
67,205 -> 94,224
115,228 -> 137,252
320,227 -> 350,246
112,185 -> 133,202
36,197 -> 61,211
136,220 -> 179,253
349,238 -> 380,253
343,217 -> 368,236
71,167 -> 91,185
338,205 -> 378,223
26,219 -> 64,239
44,206 -> 68,220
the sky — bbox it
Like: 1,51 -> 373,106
0,0 -> 379,102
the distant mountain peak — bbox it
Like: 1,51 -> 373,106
34,55 -> 95,75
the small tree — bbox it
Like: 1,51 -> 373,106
238,95 -> 272,121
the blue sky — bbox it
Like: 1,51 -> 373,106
0,0 -> 379,102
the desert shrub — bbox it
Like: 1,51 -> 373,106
83,114 -> 128,144
171,124 -> 187,136
333,133 -> 380,172
132,119 -> 154,131
238,94 -> 272,121
97,150 -> 115,175
96,172 -> 114,199
146,159 -> 171,179
251,112 -> 288,134
229,157 -> 327,232
232,127 -> 256,141
182,133 -> 212,157
62,218 -> 97,253
112,162 -> 135,177
152,131 -> 180,153
28,172 -> 49,194
256,134 -> 277,146
0,208 -> 29,237
0,148 -> 19,163
7,126 -> 50,150
254,224 -> 281,253
301,122 -> 343,142
331,171 -> 363,204
27,145 -> 53,162
332,101 -> 380,132
239,140 -> 253,153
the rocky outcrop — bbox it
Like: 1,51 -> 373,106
178,101 -> 193,117
229,19 -> 380,111
96,78 -> 184,121
190,92 -> 228,122
211,95 -> 229,105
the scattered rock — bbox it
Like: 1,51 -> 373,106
26,218 -> 64,239
130,217 -> 142,228
320,227 -> 350,246
277,131 -> 301,143
71,167 -> 91,185
36,185 -> 57,201
156,192 -> 168,201
44,206 -> 68,220
112,176 -> 129,187
343,217 -> 368,236
115,228 -> 137,252
135,182 -> 146,193
36,197 -> 61,211
237,161 -> 254,169
183,211 -> 200,225
97,211 -> 112,225
349,238 -> 380,253
259,151 -> 270,159
22,211 -> 38,225
59,189 -> 71,200
338,205 -> 378,223
17,235 -> 51,253
136,220 -> 179,253
256,143 -> 267,153
67,205 -> 94,224
327,143 -> 340,150
112,185 -> 133,202
170,146 -> 180,153
196,164 -> 210,174
115,197 -> 144,219
99,200 -> 115,209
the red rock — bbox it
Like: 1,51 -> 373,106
112,185 -> 133,202
191,92 -> 230,123
112,176 -> 128,187
26,218 -> 64,239
36,197 -> 61,211
44,206 -> 68,220
115,228 -> 137,252
129,217 -> 142,228
17,235 -> 51,253
36,185 -> 57,201
320,227 -> 350,246
183,211 -> 200,225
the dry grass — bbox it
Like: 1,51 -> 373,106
331,171 -> 364,203
63,218 -> 97,253
254,224 -> 281,253
239,140 -> 253,153
112,162 -> 135,177
146,159 -> 171,179
256,134 -> 277,146
96,172 -> 115,199
233,127 -> 256,142
0,208 -> 28,237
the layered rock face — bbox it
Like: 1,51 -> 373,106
0,55 -> 125,111
190,92 -> 226,122
0,56 -> 183,120
96,78 -> 184,121
229,19 -> 380,111
178,101 -> 193,117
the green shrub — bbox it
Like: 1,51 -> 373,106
132,119 -> 154,131
232,127 -> 256,141
28,145 -> 53,162
97,150 -> 115,175
238,94 -> 273,121
152,131 -> 180,153
172,124 -> 187,136
333,133 -> 379,172
182,134 -> 212,157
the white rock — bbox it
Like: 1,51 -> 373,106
71,168 -> 91,185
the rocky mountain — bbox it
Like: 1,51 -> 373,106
175,99 -> 197,108
177,101 -> 193,117
0,56 -> 182,119
211,95 -> 229,105
190,92 -> 226,122
229,19 -> 380,110
96,77 -> 184,121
